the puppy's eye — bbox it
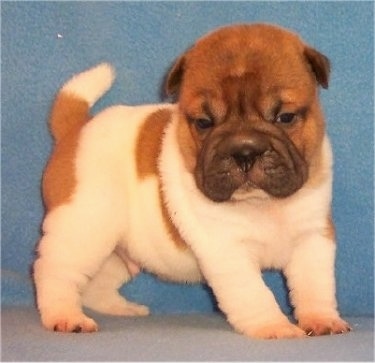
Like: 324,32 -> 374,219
195,118 -> 214,131
276,113 -> 296,125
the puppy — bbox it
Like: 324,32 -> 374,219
33,23 -> 351,339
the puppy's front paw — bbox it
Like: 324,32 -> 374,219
42,313 -> 98,333
298,314 -> 351,336
243,320 -> 306,339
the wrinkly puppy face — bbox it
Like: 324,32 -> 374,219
166,24 -> 330,202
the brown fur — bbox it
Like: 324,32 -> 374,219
324,216 -> 336,241
136,109 -> 187,249
49,92 -> 89,142
166,24 -> 330,201
136,109 -> 171,178
176,115 -> 197,173
158,186 -> 187,249
43,93 -> 90,211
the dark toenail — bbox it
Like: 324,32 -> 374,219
72,326 -> 82,333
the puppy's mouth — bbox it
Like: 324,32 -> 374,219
194,131 -> 308,202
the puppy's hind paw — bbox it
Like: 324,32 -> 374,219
121,301 -> 150,316
102,300 -> 150,317
82,293 -> 150,317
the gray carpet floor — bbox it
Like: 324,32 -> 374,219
1,307 -> 373,361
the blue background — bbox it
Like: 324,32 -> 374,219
1,1 -> 373,317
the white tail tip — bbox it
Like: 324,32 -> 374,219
61,63 -> 116,107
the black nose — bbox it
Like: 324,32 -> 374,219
230,135 -> 269,173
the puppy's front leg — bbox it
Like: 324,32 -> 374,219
285,234 -> 351,336
196,245 -> 306,339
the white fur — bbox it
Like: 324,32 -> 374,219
34,64 -> 349,338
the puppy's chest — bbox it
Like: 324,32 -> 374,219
251,222 -> 296,269
201,201 -> 302,269
243,211 -> 297,268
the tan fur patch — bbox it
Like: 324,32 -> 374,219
323,215 -> 336,242
42,125 -> 80,211
301,132 -> 330,192
158,186 -> 187,249
43,93 -> 90,211
49,92 -> 89,142
136,109 -> 187,249
136,109 -> 171,178
176,116 -> 197,173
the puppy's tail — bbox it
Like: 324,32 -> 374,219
49,63 -> 115,142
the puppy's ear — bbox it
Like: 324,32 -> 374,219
165,55 -> 186,98
304,47 -> 330,89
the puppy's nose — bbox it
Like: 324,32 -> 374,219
230,135 -> 269,173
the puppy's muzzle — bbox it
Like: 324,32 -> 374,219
195,130 -> 308,202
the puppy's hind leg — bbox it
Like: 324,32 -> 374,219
82,251 -> 149,316
34,202 -> 123,333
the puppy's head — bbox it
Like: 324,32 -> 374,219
166,23 -> 330,202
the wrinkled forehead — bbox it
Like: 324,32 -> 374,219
179,75 -> 314,123
179,45 -> 315,118
181,26 -> 312,96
